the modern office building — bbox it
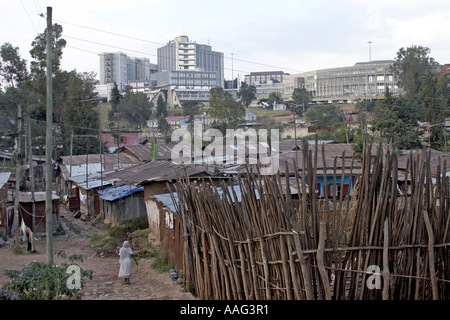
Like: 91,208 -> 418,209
157,36 -> 224,88
283,60 -> 399,102
152,36 -> 225,107
99,52 -> 157,90
99,52 -> 128,88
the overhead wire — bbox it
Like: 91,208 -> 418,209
39,14 -> 305,75
19,0 -> 38,34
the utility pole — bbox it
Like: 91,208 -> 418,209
368,41 -> 373,62
27,116 -> 36,232
45,6 -> 53,265
231,53 -> 234,89
14,104 -> 22,248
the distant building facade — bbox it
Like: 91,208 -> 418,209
99,52 -> 157,91
152,36 -> 225,107
282,60 -> 399,102
244,71 -> 288,85
157,36 -> 224,87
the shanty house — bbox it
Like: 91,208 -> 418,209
136,161 -> 219,243
70,173 -> 112,216
18,191 -> 60,233
56,153 -> 140,213
277,142 -> 372,198
99,184 -> 145,226
151,183 -> 262,270
0,172 -> 12,236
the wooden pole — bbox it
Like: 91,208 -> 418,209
423,210 -> 439,300
317,221 -> 332,300
293,230 -> 314,300
45,6 -> 54,265
14,104 -> 22,248
27,116 -> 36,232
382,218 -> 390,300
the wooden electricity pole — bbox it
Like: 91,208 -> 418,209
45,6 -> 53,265
14,104 -> 22,248
27,116 -> 36,232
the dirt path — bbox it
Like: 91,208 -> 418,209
0,207 -> 195,300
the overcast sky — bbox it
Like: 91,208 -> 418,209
2,0 -> 449,80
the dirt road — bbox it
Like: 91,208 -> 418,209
0,207 -> 195,300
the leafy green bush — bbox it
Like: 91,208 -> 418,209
0,251 -> 93,300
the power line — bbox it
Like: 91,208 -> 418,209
19,0 -> 38,33
44,16 -> 305,75
64,35 -> 251,75
53,19 -> 166,47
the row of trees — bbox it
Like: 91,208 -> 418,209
371,46 -> 448,151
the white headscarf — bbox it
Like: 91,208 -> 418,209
119,241 -> 133,260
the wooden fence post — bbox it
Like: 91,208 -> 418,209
317,221 -> 332,300
382,218 -> 390,300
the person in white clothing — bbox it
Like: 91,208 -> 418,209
118,241 -> 138,284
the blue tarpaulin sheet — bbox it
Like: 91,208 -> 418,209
98,184 -> 144,201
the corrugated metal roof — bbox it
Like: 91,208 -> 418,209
99,184 -> 144,201
0,172 -> 12,189
77,179 -> 112,190
100,160 -> 217,186
19,191 -> 59,202
154,185 -> 260,213
66,163 -> 103,177
121,139 -> 176,161
58,153 -> 141,180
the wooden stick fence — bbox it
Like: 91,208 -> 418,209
169,140 -> 449,300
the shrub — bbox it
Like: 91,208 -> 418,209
1,251 -> 93,300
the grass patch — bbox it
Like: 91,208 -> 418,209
107,218 -> 149,241
53,224 -> 66,237
10,246 -> 26,254
89,218 -> 149,256
151,250 -> 174,273
89,234 -> 117,250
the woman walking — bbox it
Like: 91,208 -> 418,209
118,241 -> 138,284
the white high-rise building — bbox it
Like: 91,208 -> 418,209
157,36 -> 224,87
99,52 -> 128,89
99,52 -> 156,90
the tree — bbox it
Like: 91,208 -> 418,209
419,70 -> 448,150
182,100 -> 200,117
237,83 -> 256,107
420,70 -> 448,124
27,23 -> 67,122
110,82 -> 122,113
156,95 -> 167,117
267,92 -> 283,108
392,45 -> 438,101
157,115 -> 172,141
61,71 -> 101,155
292,88 -> 309,106
372,87 -> 422,149
29,23 -> 66,78
122,91 -> 152,126
209,87 -> 245,131
290,88 -> 310,116
0,43 -> 28,89
305,104 -> 341,130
